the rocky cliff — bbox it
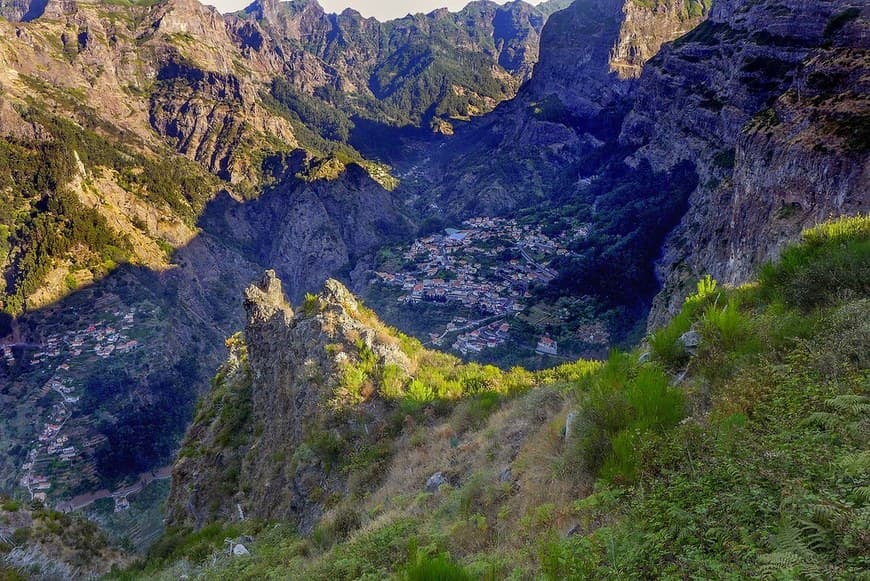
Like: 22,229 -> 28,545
626,0 -> 869,325
168,272 -> 414,531
420,0 -> 712,218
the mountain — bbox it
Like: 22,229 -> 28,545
413,0 -> 866,340
230,0 -> 549,131
0,0 -> 865,562
134,215 -> 868,578
630,0 -> 869,324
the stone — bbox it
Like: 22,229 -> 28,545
498,468 -> 512,483
232,543 -> 250,556
425,472 -> 448,492
564,411 -> 577,441
679,330 -> 701,351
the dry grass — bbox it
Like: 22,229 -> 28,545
317,384 -> 585,571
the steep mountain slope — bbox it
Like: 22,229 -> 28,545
414,0 -> 865,342
133,216 -> 868,579
632,1 -> 870,324
0,0 -> 866,555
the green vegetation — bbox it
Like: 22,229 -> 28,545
0,101 -> 216,318
0,494 -> 124,577
115,216 -> 869,579
545,215 -> 870,577
0,133 -> 133,315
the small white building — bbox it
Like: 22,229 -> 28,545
536,335 -> 558,356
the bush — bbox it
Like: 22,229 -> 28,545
759,215 -> 869,310
651,275 -> 720,368
539,534 -> 600,580
701,297 -> 751,352
302,292 -> 321,316
649,308 -> 692,368
401,550 -> 471,581
572,353 -> 684,482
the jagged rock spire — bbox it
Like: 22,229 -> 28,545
243,269 -> 293,328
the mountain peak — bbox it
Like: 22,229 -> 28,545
170,272 -> 415,529
243,269 -> 294,328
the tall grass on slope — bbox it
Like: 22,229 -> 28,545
760,214 -> 869,310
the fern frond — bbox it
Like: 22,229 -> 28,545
825,395 -> 870,417
803,412 -> 841,430
837,451 -> 870,477
768,519 -> 808,556
798,519 -> 834,553
807,501 -> 848,529
758,550 -> 803,575
850,485 -> 870,504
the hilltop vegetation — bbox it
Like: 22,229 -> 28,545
0,102 -> 216,324
114,215 -> 868,579
0,495 -> 128,579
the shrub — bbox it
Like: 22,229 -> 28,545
380,364 -> 407,398
330,506 -> 362,542
759,215 -> 869,310
539,534 -> 600,580
649,308 -> 692,368
701,297 -> 751,352
572,353 -> 684,482
1,499 -> 21,512
651,275 -> 721,368
400,551 -> 471,581
302,292 -> 320,316
450,391 -> 502,433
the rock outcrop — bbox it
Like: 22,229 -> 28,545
168,273 -> 411,531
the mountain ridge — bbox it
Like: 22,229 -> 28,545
0,0 -> 865,558
139,215 -> 870,579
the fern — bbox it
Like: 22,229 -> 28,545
837,451 -> 870,477
825,394 -> 870,416
850,486 -> 870,504
806,501 -> 848,529
803,412 -> 841,431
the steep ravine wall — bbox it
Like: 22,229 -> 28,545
622,0 -> 869,326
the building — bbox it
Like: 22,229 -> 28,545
536,335 -> 558,356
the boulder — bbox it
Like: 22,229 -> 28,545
425,472 -> 447,492
678,329 -> 701,351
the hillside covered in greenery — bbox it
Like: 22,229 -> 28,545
110,215 -> 868,579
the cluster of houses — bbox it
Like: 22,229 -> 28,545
372,217 -> 584,356
452,321 -> 511,355
25,309 -> 140,367
374,217 -> 569,315
9,307 -> 143,504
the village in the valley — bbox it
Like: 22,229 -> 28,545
4,306 -> 145,511
372,216 -> 590,357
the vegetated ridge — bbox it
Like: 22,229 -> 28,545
115,214 -> 869,579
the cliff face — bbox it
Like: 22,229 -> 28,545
631,0 -> 869,325
610,0 -> 710,79
168,273 -> 412,531
528,0 -> 710,116
422,0 -> 712,219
